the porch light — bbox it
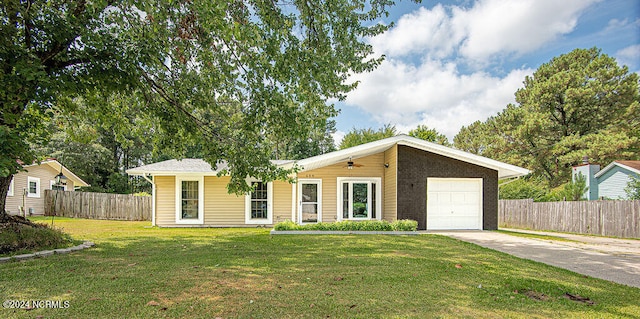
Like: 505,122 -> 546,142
55,171 -> 67,185
347,160 -> 354,170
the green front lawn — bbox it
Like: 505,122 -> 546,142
1,217 -> 639,318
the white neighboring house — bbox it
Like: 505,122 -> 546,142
5,159 -> 90,216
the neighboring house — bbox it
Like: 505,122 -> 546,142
5,159 -> 90,216
572,160 -> 640,200
127,135 -> 530,230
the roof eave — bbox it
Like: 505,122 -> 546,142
595,161 -> 640,178
42,160 -> 90,187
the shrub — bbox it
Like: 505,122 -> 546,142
499,178 -> 547,201
0,214 -> 75,255
273,220 -> 298,231
392,219 -> 419,231
273,219 -> 417,231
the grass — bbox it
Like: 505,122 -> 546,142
0,217 -> 638,318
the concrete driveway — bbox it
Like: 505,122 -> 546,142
432,228 -> 640,289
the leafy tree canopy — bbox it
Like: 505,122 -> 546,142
408,124 -> 450,146
625,176 -> 640,200
1,0 -> 407,211
454,48 -> 640,187
339,124 -> 397,149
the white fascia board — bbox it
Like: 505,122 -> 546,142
296,139 -> 397,172
595,162 -> 640,179
296,135 -> 530,179
398,140 -> 531,179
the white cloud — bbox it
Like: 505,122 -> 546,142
346,58 -> 532,140
343,0 -> 600,140
369,0 -> 598,63
331,131 -> 346,148
454,0 -> 597,62
615,44 -> 640,71
369,5 -> 462,59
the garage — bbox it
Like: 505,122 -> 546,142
426,178 -> 483,230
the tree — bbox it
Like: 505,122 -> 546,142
339,124 -> 397,149
1,0 -> 399,213
562,172 -> 588,201
625,176 -> 640,200
453,48 -> 640,186
499,178 -> 547,201
408,124 -> 450,146
269,119 -> 337,160
32,91 -> 156,193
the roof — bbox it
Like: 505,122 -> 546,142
24,159 -> 90,187
595,160 -> 640,178
127,135 -> 530,179
296,135 -> 530,179
126,159 -> 295,176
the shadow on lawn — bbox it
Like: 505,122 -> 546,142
1,232 -> 639,318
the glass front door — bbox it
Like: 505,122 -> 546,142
299,180 -> 321,223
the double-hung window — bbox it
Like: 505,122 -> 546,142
245,181 -> 273,224
337,177 -> 382,221
175,176 -> 204,224
27,177 -> 40,198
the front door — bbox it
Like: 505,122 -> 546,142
299,180 -> 322,223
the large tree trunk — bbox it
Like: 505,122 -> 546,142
0,174 -> 13,214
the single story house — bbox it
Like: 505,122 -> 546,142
573,160 -> 640,200
127,135 -> 530,230
5,159 -> 90,216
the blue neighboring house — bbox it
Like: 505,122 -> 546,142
573,160 -> 640,200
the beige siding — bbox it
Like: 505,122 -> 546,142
154,175 -> 293,227
154,176 -> 176,226
384,144 -> 398,221
299,152 -> 387,222
203,176 -> 245,225
5,164 -> 75,216
273,181 -> 293,223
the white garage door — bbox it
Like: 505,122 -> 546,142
427,178 -> 483,230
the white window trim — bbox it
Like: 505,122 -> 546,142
7,177 -> 14,197
298,179 -> 322,224
245,179 -> 273,225
175,175 -> 205,225
50,180 -> 68,191
336,177 -> 382,221
27,176 -> 40,198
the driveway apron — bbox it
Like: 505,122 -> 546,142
432,229 -> 640,289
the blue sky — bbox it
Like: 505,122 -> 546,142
332,0 -> 640,144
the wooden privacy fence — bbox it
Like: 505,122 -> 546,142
498,199 -> 640,238
44,190 -> 151,221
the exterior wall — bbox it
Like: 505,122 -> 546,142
154,176 -> 293,227
154,176 -> 176,226
383,145 -> 398,222
203,176 -> 245,225
597,167 -> 638,200
5,164 -> 76,216
299,152 -> 387,222
272,181 -> 293,223
396,145 -> 499,230
572,164 -> 600,200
